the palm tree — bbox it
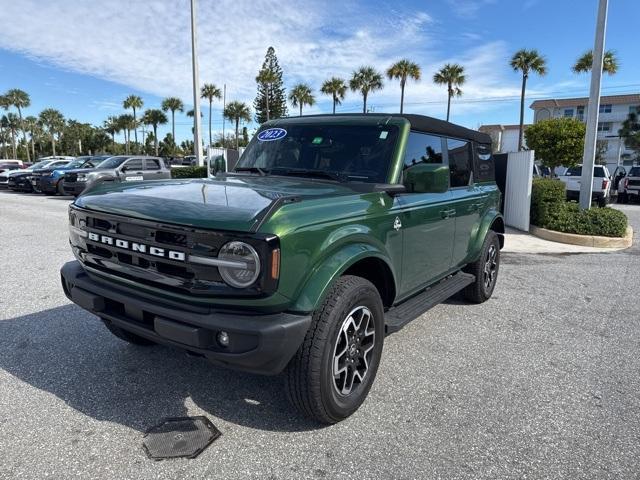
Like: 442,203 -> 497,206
103,116 -> 120,151
386,59 -> 421,114
572,49 -> 618,75
349,67 -> 384,113
288,83 -> 315,116
38,108 -> 64,156
161,97 -> 184,141
23,116 -> 39,159
123,95 -> 143,151
510,49 -> 547,151
201,83 -> 222,148
118,114 -> 136,154
142,109 -> 168,156
6,89 -> 31,161
433,64 -> 465,122
320,77 -> 347,114
255,69 -> 277,122
223,101 -> 251,150
0,95 -> 9,158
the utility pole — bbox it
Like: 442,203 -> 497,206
222,83 -> 226,147
579,0 -> 608,210
190,0 -> 203,166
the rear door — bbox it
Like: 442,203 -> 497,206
446,137 -> 486,268
397,131 -> 454,295
120,158 -> 144,182
143,158 -> 168,180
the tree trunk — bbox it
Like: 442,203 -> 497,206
363,92 -> 368,114
0,124 -> 5,159
111,132 -> 115,150
51,135 -> 56,156
518,73 -> 528,151
10,130 -> 16,158
17,107 -> 30,162
31,135 -> 35,159
133,107 -> 138,153
400,80 -> 405,114
265,86 -> 270,122
208,99 -> 212,149
235,119 -> 239,150
299,104 -> 303,117
171,110 -> 176,141
446,84 -> 452,122
153,125 -> 159,156
332,95 -> 336,114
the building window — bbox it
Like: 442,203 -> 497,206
597,122 -> 611,132
577,106 -> 585,121
599,104 -> 612,113
563,108 -> 574,117
630,105 -> 640,115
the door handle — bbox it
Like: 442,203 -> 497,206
440,209 -> 456,219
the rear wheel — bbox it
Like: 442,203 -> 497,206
57,180 -> 65,195
284,275 -> 384,424
101,318 -> 156,346
463,230 -> 500,303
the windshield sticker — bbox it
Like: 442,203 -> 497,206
258,128 -> 287,142
379,131 -> 389,139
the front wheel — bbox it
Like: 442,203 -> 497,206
463,230 -> 500,303
284,275 -> 384,424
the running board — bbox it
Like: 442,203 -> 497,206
385,272 -> 475,334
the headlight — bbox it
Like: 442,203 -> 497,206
77,174 -> 87,182
218,241 -> 261,288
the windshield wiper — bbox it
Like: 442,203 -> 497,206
269,168 -> 347,182
234,166 -> 267,176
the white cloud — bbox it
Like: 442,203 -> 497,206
0,0 -> 536,127
446,0 -> 497,18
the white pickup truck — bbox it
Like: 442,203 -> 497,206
559,164 -> 611,207
618,166 -> 640,203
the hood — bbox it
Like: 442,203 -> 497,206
74,175 -> 358,232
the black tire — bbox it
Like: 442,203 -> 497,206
284,275 -> 385,424
57,180 -> 65,195
463,230 -> 500,303
597,196 -> 607,208
101,318 -> 156,346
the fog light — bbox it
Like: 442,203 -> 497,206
217,331 -> 229,347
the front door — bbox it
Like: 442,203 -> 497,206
143,158 -> 166,180
397,132 -> 455,296
120,158 -> 144,182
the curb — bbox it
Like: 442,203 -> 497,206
529,225 -> 633,249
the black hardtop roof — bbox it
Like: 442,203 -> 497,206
269,113 -> 491,144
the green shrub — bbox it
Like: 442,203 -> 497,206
531,178 -> 566,224
171,166 -> 207,179
539,202 -> 628,237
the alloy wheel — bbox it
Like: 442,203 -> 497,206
483,244 -> 498,290
332,306 -> 376,396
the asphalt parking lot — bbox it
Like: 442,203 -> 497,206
1,190 -> 639,480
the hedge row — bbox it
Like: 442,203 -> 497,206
171,166 -> 208,179
531,178 -> 628,238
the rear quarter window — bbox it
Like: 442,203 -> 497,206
474,143 -> 495,182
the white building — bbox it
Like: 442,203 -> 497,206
478,124 -> 528,153
530,93 -> 640,172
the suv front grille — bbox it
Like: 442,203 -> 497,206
69,207 -> 277,297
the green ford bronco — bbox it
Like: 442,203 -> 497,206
61,114 -> 504,423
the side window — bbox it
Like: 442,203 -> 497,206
402,131 -> 445,193
123,159 -> 143,171
145,159 -> 161,170
447,138 -> 473,187
474,143 -> 495,182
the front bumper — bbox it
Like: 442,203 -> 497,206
60,261 -> 311,375
39,176 -> 59,193
63,181 -> 86,196
8,176 -> 32,191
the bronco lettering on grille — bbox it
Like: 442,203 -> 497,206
87,232 -> 186,261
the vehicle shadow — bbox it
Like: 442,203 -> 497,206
0,304 -> 321,433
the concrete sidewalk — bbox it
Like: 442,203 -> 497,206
502,227 -> 628,254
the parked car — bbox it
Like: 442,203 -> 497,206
63,155 -> 170,196
61,113 -> 504,423
618,166 -> 640,203
559,164 -> 611,207
5,159 -> 72,192
183,155 -> 197,166
0,160 -> 23,174
34,155 -> 110,195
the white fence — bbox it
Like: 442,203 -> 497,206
503,150 -> 534,231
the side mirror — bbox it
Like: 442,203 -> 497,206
403,164 -> 449,194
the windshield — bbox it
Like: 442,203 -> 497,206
629,167 -> 640,176
30,160 -> 51,169
565,166 -> 606,178
236,124 -> 399,183
96,157 -> 127,169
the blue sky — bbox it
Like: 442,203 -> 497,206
0,0 -> 638,144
